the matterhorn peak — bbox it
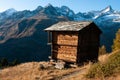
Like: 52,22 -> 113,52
102,5 -> 113,13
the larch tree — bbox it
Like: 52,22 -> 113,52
112,29 -> 120,51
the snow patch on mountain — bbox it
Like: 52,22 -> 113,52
101,5 -> 113,13
2,8 -> 17,15
94,6 -> 114,19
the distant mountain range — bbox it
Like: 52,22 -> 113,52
0,4 -> 120,62
1,5 -> 120,24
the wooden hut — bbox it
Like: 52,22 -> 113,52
45,21 -> 101,63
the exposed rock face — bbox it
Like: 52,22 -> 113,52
0,7 -> 68,62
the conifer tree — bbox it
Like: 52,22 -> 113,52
1,58 -> 8,66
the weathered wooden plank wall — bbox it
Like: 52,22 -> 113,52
53,45 -> 77,62
52,31 -> 78,62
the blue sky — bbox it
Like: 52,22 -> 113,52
0,0 -> 119,13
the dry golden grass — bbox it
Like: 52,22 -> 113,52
98,49 -> 120,63
0,61 -> 88,80
86,50 -> 120,80
0,51 -> 120,80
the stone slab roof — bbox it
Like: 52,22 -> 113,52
44,21 -> 93,31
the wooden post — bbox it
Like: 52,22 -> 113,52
47,31 -> 52,45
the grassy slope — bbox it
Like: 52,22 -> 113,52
0,50 -> 120,80
86,50 -> 120,80
0,62 -> 88,80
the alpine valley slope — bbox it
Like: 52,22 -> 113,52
0,4 -> 120,62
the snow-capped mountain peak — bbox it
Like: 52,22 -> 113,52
41,3 -> 58,16
3,8 -> 17,15
61,6 -> 70,12
35,6 -> 43,11
93,5 -> 114,19
45,3 -> 53,8
0,8 -> 17,20
101,5 -> 113,13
